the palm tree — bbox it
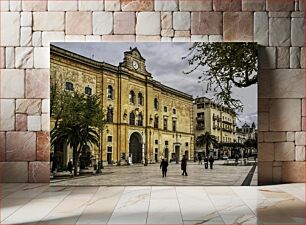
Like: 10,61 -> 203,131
51,91 -> 106,175
51,124 -> 99,176
196,132 -> 218,157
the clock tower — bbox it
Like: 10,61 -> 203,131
120,47 -> 152,77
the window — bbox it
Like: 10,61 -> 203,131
129,90 -> 135,104
185,142 -> 188,147
107,136 -> 112,142
197,104 -> 204,109
163,118 -> 167,130
138,113 -> 143,126
129,111 -> 135,125
172,120 -> 177,132
154,98 -> 158,110
165,140 -> 169,145
107,146 -> 112,153
107,85 -> 113,99
107,107 -> 113,123
173,108 -> 176,114
155,140 -> 158,144
65,82 -> 74,91
164,106 -> 167,112
138,92 -> 143,105
154,115 -> 159,129
85,87 -> 92,95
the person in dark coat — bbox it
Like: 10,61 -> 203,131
160,158 -> 169,177
181,155 -> 188,176
235,154 -> 239,166
67,159 -> 73,176
198,154 -> 202,165
209,156 -> 214,169
204,157 -> 209,169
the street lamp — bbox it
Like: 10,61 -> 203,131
96,127 -> 103,174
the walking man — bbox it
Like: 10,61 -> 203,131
204,157 -> 209,169
160,158 -> 169,177
67,159 -> 74,177
209,156 -> 214,169
198,153 -> 202,165
181,155 -> 188,176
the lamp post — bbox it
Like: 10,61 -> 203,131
96,127 -> 103,174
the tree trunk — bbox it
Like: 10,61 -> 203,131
73,146 -> 78,176
206,142 -> 209,158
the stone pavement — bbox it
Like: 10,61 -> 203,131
1,183 -> 304,224
51,161 -> 257,186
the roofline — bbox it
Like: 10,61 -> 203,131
50,44 -> 193,101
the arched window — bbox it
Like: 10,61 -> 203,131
154,97 -> 158,110
85,86 -> 92,95
129,90 -> 135,104
154,115 -> 159,129
173,108 -> 176,115
65,82 -> 74,91
107,107 -> 113,123
129,111 -> 135,125
138,92 -> 143,105
107,85 -> 113,99
138,113 -> 143,126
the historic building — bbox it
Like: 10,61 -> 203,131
236,122 -> 257,144
193,97 -> 237,154
50,45 -> 194,167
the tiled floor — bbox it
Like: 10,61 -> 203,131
0,183 -> 305,224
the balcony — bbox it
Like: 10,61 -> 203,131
222,120 -> 232,125
222,127 -> 232,133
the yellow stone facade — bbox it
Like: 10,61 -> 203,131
193,97 -> 237,152
50,45 -> 194,166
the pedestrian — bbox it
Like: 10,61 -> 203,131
181,155 -> 188,176
235,154 -> 239,166
67,159 -> 74,176
209,156 -> 214,169
198,154 -> 202,165
204,157 -> 208,169
160,158 -> 168,177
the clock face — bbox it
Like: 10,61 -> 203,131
132,61 -> 139,69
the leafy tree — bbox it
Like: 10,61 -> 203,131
183,42 -> 258,112
196,132 -> 218,157
51,92 -> 106,175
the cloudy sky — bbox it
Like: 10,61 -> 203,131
53,42 -> 257,127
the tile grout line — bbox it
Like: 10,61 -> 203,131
229,186 -> 259,222
75,186 -> 101,225
202,186 -> 226,225
105,186 -> 126,225
1,185 -> 50,223
174,186 -> 185,225
145,186 -> 152,225
37,187 -> 75,223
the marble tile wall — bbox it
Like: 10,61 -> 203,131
0,0 -> 305,184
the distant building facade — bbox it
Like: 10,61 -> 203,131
50,46 -> 194,168
193,97 -> 237,154
236,122 -> 257,144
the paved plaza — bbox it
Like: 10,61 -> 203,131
51,161 -> 257,186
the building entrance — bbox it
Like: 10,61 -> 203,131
129,132 -> 143,163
